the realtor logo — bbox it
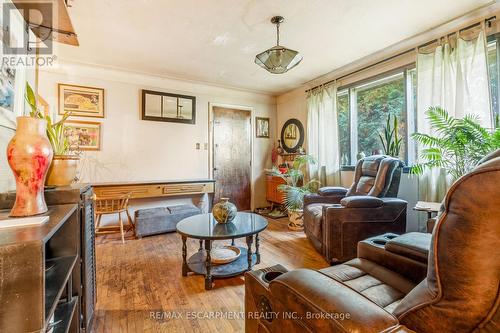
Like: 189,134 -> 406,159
2,1 -> 54,55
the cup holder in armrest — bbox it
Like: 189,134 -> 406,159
263,271 -> 284,283
385,234 -> 398,239
372,239 -> 387,246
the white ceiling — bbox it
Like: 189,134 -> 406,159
57,0 -> 492,95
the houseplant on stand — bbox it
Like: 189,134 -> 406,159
26,83 -> 80,186
271,155 -> 318,231
6,84 -> 53,216
411,106 -> 500,180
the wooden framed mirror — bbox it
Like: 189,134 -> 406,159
281,118 -> 304,153
141,89 -> 196,124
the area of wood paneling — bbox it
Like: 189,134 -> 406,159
92,218 -> 328,332
212,107 -> 252,211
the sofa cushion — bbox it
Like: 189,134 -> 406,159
319,258 -> 416,313
361,157 -> 383,177
355,176 -> 376,195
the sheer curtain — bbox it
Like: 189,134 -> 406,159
306,84 -> 341,186
417,30 -> 492,205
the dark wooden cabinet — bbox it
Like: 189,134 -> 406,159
45,185 -> 96,333
0,204 -> 80,332
0,184 -> 96,332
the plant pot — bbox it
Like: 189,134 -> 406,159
7,116 -> 53,216
288,210 -> 304,231
46,155 -> 80,186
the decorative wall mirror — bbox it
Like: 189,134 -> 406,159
281,118 -> 304,153
142,89 -> 196,124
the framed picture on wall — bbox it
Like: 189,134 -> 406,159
0,26 -> 26,130
58,84 -> 105,118
255,117 -> 270,138
64,120 -> 102,150
0,61 -> 18,129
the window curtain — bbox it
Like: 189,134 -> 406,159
416,30 -> 492,208
306,84 -> 341,186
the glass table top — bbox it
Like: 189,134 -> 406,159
176,213 -> 268,240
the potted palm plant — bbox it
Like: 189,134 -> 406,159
411,106 -> 500,180
26,83 -> 80,186
378,114 -> 403,157
271,155 -> 319,231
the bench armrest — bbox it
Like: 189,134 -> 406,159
304,193 -> 344,206
385,232 -> 430,263
325,198 -> 407,222
340,195 -> 384,208
318,187 -> 348,196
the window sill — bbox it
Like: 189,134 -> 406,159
341,165 -> 412,173
340,165 -> 355,171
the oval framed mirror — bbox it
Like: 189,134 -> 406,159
281,118 -> 304,153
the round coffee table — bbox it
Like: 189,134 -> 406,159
176,212 -> 268,290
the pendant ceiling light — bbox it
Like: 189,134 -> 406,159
255,16 -> 302,74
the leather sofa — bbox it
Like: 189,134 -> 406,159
303,155 -> 406,263
245,152 -> 500,332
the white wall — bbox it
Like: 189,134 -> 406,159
38,61 -> 277,209
276,88 -> 307,144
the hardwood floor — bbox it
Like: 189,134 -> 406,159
91,217 -> 328,333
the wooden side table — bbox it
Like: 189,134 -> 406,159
414,201 -> 442,219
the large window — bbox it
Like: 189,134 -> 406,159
487,35 -> 499,126
336,34 -> 499,168
337,68 -> 415,166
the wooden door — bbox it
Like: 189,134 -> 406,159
212,107 -> 251,210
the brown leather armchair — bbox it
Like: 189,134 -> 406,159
303,155 -> 406,263
245,152 -> 500,333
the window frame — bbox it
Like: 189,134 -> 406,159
487,33 -> 500,127
336,89 -> 351,166
337,65 -> 416,168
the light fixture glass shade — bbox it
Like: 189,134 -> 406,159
255,45 -> 302,74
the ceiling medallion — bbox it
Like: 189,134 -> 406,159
255,16 -> 302,74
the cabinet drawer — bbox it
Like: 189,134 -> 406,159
163,182 -> 214,195
163,184 -> 204,194
94,185 -> 155,199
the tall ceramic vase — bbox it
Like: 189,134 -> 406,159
7,116 -> 53,217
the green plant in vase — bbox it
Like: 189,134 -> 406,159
271,155 -> 319,230
411,106 -> 500,181
378,114 -> 403,157
26,83 -> 80,186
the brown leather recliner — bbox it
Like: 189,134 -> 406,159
245,152 -> 500,333
303,155 -> 406,263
